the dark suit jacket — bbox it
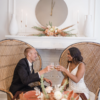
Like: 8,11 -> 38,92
9,58 -> 40,95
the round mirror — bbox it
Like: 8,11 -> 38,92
35,0 -> 68,26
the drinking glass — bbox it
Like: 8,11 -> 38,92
50,62 -> 54,70
54,63 -> 59,69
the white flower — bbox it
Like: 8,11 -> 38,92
45,86 -> 53,93
57,84 -> 61,88
54,91 -> 62,100
61,98 -> 66,100
55,27 -> 58,30
47,25 -> 51,29
55,29 -> 57,33
50,28 -> 54,32
37,93 -> 44,100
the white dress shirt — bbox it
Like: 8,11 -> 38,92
27,59 -> 40,77
27,60 -> 33,73
27,59 -> 40,87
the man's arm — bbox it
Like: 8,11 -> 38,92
38,65 -> 52,76
18,64 -> 40,85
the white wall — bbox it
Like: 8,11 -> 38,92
8,0 -> 95,37
95,0 -> 100,43
0,0 -> 100,40
0,0 -> 8,40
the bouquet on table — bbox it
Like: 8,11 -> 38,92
32,22 -> 76,37
37,75 -> 79,100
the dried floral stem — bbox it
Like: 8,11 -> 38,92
61,25 -> 74,31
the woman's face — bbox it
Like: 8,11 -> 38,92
67,50 -> 73,61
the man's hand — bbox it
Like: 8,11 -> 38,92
38,65 -> 53,76
44,78 -> 52,86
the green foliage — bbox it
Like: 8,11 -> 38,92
32,26 -> 45,31
60,79 -> 69,93
40,75 -> 49,99
71,97 -> 75,100
49,21 -> 52,27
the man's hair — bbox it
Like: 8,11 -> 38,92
24,47 -> 34,57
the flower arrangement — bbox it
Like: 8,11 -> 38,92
40,75 -> 50,99
40,75 -> 79,100
32,22 -> 76,37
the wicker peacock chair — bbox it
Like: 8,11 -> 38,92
0,39 -> 42,100
59,42 -> 100,99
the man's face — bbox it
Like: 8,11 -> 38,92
29,49 -> 37,62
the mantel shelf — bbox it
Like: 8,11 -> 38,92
5,35 -> 97,49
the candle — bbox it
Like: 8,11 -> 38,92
88,0 -> 91,15
21,9 -> 23,21
25,13 -> 27,26
77,10 -> 79,23
13,0 -> 15,14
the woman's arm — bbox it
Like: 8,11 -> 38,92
57,63 -> 85,83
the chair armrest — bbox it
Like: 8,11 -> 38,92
0,88 -> 13,99
95,88 -> 100,100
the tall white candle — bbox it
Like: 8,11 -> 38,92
21,9 -> 23,21
77,10 -> 79,22
25,13 -> 27,25
88,0 -> 91,15
13,0 -> 15,14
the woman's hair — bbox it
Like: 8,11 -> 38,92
68,47 -> 83,63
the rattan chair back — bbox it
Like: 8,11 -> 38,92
0,39 -> 42,99
59,42 -> 100,94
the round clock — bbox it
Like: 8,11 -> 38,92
35,0 -> 68,26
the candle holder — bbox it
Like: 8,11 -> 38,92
77,21 -> 79,36
20,20 -> 23,33
25,25 -> 27,33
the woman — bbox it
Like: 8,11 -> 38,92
57,47 -> 95,100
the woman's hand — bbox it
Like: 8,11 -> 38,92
38,65 -> 53,76
56,65 -> 66,72
44,65 -> 54,73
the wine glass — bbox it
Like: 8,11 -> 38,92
54,63 -> 59,69
50,62 -> 54,70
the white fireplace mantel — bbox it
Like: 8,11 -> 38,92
5,35 -> 97,49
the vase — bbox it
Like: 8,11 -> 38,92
9,14 -> 18,35
83,15 -> 93,37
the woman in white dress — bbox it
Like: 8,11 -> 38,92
56,47 -> 95,100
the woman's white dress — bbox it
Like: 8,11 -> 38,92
66,63 -> 95,100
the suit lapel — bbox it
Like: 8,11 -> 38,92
25,58 -> 31,74
32,63 -> 34,74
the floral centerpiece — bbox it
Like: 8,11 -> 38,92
38,75 -> 79,100
32,22 -> 76,37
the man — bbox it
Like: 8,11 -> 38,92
10,47 -> 52,95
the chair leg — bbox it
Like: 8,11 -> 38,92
7,94 -> 12,100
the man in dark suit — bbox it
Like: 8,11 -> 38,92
10,47 -> 52,95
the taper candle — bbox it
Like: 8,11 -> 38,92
21,9 -> 23,21
25,13 -> 27,26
